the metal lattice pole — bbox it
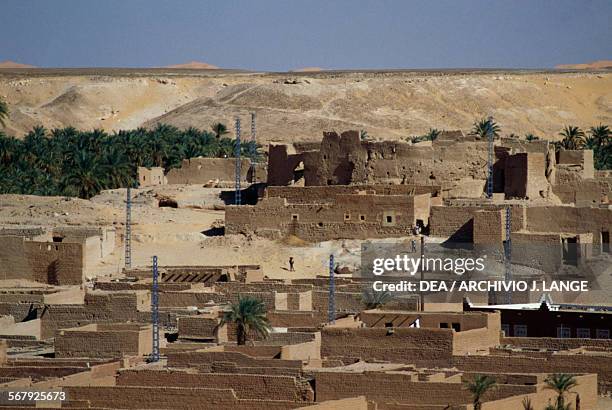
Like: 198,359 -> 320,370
486,117 -> 494,199
250,112 -> 257,183
124,186 -> 132,269
328,254 -> 335,324
504,207 -> 513,304
150,255 -> 160,362
235,117 -> 242,205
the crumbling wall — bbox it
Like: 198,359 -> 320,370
525,206 -> 611,247
226,192 -> 430,242
138,166 -> 166,186
167,157 -> 252,184
321,327 -> 454,366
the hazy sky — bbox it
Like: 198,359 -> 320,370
1,0 -> 610,70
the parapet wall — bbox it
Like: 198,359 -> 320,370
166,157 -> 262,184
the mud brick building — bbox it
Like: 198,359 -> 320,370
226,185 -> 433,241
0,225 -> 116,284
55,323 -> 153,358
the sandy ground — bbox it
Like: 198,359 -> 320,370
0,69 -> 610,142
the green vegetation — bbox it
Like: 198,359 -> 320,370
409,128 -> 441,143
0,97 -> 8,127
0,123 -> 260,199
525,133 -> 540,141
558,125 -> 586,150
544,374 -> 578,410
472,117 -> 501,139
465,374 -> 496,410
556,124 -> 611,169
361,288 -> 392,309
521,397 -> 534,410
221,296 -> 271,345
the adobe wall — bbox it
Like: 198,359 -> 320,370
473,209 -> 505,245
138,166 -> 166,186
24,241 -> 84,285
321,328 -> 454,366
358,311 -> 492,331
55,324 -> 152,358
177,316 -> 226,342
166,157 -> 253,184
511,232 -> 562,272
525,206 -> 612,246
116,369 -> 312,401
479,374 -> 597,410
267,144 -> 307,186
167,350 -> 303,372
64,385 -> 301,410
452,353 -> 611,395
226,193 -> 430,241
430,204 -> 525,241
0,236 -> 31,281
501,336 -> 612,350
265,185 -> 441,204
314,371 -> 537,406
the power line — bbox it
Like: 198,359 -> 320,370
125,186 -> 132,269
504,207 -> 513,304
486,117 -> 494,199
328,254 -> 335,324
150,255 -> 160,362
250,112 -> 257,183
235,117 -> 242,205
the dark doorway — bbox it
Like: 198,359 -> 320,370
562,237 -> 578,266
602,231 -> 610,253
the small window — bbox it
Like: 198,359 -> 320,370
514,324 -> 528,337
451,323 -> 461,332
501,324 -> 510,337
386,215 -> 393,223
385,322 -> 394,328
596,329 -> 610,339
344,213 -> 350,221
557,325 -> 571,339
318,222 -> 323,227
52,236 -> 63,243
576,328 -> 591,339
327,179 -> 332,185
360,215 -> 366,221
291,214 -> 299,221
439,323 -> 449,328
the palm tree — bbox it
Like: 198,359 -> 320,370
424,128 -> 441,141
362,288 -> 392,309
212,122 -> 229,139
521,397 -> 534,410
472,117 -> 501,140
545,374 -> 578,410
525,133 -> 539,141
0,98 -> 8,127
558,126 -> 585,150
588,124 -> 610,147
61,150 -> 106,198
466,374 -> 496,410
221,297 -> 271,345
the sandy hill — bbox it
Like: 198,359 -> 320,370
164,61 -> 219,69
556,60 -> 612,70
291,67 -> 324,72
0,60 -> 36,68
0,69 -> 610,142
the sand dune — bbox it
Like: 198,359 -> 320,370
0,69 -> 610,142
556,60 -> 612,70
164,61 -> 219,69
0,60 -> 36,68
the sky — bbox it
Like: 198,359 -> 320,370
0,0 -> 610,71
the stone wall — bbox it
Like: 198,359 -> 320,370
166,157 -> 258,184
226,192 -> 430,242
138,166 -> 166,186
55,323 -> 152,358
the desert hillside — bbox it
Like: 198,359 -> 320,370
0,69 -> 610,142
